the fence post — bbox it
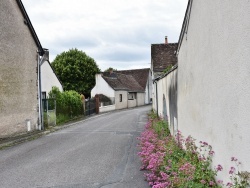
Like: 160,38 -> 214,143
95,94 -> 100,114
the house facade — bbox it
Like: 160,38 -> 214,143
0,0 -> 46,137
41,50 -> 63,98
91,68 -> 152,112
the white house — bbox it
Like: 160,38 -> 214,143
91,68 -> 152,112
41,50 -> 63,99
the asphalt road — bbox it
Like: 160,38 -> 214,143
0,106 -> 151,188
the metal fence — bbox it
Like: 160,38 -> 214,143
85,98 -> 96,116
42,99 -> 56,127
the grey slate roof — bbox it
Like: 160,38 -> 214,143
151,43 -> 178,72
116,68 -> 150,90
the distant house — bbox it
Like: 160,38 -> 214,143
151,37 -> 178,113
91,68 -> 152,112
41,49 -> 63,99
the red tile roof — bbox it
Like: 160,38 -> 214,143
151,43 -> 178,72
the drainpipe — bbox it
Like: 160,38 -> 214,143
37,53 -> 46,130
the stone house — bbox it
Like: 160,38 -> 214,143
0,0 -> 57,136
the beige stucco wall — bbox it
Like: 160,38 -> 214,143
115,91 -> 128,110
178,0 -> 250,182
137,93 -> 145,106
128,99 -> 136,108
0,1 -> 39,137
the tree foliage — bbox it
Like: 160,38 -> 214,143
104,67 -> 117,72
51,48 -> 100,95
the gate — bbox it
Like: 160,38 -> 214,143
42,98 -> 56,127
85,98 -> 96,116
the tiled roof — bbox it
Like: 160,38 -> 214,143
151,43 -> 178,72
116,68 -> 150,90
102,69 -> 148,92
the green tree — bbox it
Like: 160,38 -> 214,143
104,67 -> 117,72
51,48 -> 100,96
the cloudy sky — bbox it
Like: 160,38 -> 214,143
22,0 -> 188,71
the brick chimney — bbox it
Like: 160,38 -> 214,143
165,36 -> 168,44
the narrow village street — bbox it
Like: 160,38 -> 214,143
0,106 -> 151,188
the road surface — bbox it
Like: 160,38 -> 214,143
0,106 -> 151,188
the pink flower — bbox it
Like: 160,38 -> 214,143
200,180 -> 206,184
209,181 -> 215,186
231,157 -> 238,161
229,167 -> 235,174
217,180 -> 223,184
226,182 -> 233,187
216,164 -> 223,171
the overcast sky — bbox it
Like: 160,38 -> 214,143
22,0 -> 188,71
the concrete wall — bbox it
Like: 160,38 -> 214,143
128,99 -> 136,108
115,91 -> 128,110
100,105 -> 115,113
0,1 -> 39,137
145,71 -> 153,104
154,69 -> 178,135
41,60 -> 63,96
177,0 -> 250,182
137,93 -> 145,106
91,74 -> 115,98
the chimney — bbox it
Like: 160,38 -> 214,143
43,48 -> 49,61
165,36 -> 168,44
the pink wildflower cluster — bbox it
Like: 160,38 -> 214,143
137,120 -> 170,187
138,118 -> 220,187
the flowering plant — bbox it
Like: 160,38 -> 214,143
138,112 -> 249,188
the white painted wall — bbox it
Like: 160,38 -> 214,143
91,74 -> 115,98
178,0 -> 250,182
155,69 -> 177,135
41,60 -> 63,96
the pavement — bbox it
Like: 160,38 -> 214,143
0,115 -> 98,150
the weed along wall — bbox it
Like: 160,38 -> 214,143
154,67 -> 178,136
177,0 -> 250,183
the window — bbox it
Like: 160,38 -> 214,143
119,94 -> 122,102
128,93 -> 135,100
42,92 -> 46,99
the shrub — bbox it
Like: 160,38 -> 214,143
48,87 -> 84,124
